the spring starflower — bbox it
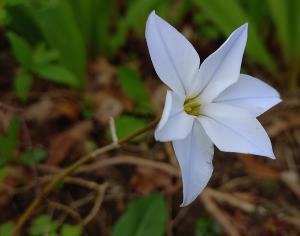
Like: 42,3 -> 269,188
145,11 -> 281,206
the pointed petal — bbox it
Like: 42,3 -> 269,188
214,74 -> 281,116
191,24 -> 248,100
173,122 -> 214,206
155,90 -> 194,141
156,90 -> 185,131
146,11 -> 200,96
214,74 -> 281,117
156,90 -> 173,131
198,103 -> 275,158
155,111 -> 194,142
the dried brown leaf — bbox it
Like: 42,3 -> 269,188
47,121 -> 92,165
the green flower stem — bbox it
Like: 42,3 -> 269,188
11,118 -> 159,236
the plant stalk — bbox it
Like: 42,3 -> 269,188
11,118 -> 159,236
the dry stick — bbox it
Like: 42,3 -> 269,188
200,191 -> 240,236
48,200 -> 82,223
206,188 -> 267,215
76,155 -> 180,176
11,118 -> 159,236
82,183 -> 108,225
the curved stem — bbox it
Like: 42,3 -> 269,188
11,118 -> 159,236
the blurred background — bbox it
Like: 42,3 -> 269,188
0,0 -> 299,235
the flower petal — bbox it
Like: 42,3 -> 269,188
155,111 -> 194,142
173,121 -> 214,206
156,90 -> 173,131
191,24 -> 248,101
214,74 -> 281,117
198,103 -> 275,158
156,90 -> 184,131
145,11 -> 200,96
155,84 -> 194,142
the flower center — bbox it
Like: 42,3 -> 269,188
183,96 -> 201,116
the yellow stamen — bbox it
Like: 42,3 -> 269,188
183,96 -> 201,116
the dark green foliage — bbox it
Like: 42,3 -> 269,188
117,66 -> 153,114
196,217 -> 221,236
112,193 -> 168,236
0,118 -> 20,165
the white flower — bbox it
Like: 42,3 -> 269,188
145,11 -> 281,206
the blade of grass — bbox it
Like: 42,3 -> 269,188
27,1 -> 86,86
194,0 -> 276,71
267,0 -> 291,61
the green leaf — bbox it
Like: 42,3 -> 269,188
267,0 -> 291,60
29,214 -> 59,236
5,4 -> 42,44
34,64 -> 80,89
0,222 -> 14,236
290,0 -> 300,55
0,167 -> 10,182
0,7 -> 10,26
193,0 -> 276,71
195,217 -> 221,236
4,0 -> 24,6
268,0 -> 300,59
0,118 -> 20,164
14,71 -> 33,101
241,0 -> 269,27
156,0 -> 192,24
111,0 -> 161,55
28,0 -> 86,84
94,0 -> 115,56
67,0 -> 96,45
7,31 -> 33,69
20,147 -> 46,165
112,193 -> 168,236
117,66 -> 153,114
61,224 -> 81,236
113,115 -> 147,142
33,44 -> 59,66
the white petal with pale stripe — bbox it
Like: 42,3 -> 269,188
191,24 -> 248,101
214,74 -> 281,117
146,11 -> 200,96
198,103 -> 275,158
173,121 -> 214,206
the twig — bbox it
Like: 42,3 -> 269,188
48,200 -> 82,223
267,118 -> 300,138
206,188 -> 267,215
82,183 -> 108,225
64,177 -> 100,189
11,118 -> 159,236
164,142 -> 178,167
71,193 -> 95,209
281,171 -> 300,200
36,155 -> 180,177
109,117 -> 118,144
279,215 -> 300,230
169,205 -> 191,233
77,155 -> 180,177
200,190 -> 240,236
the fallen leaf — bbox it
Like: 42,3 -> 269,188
56,99 -> 80,120
130,166 -> 178,195
47,121 -> 92,165
24,98 -> 55,124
